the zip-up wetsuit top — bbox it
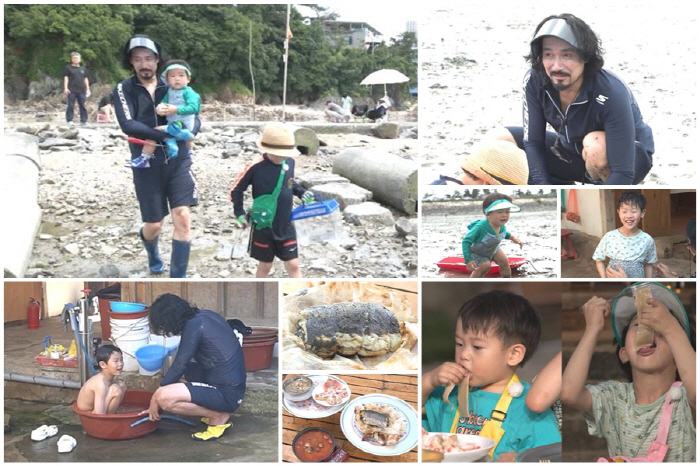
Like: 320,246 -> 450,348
462,218 -> 511,263
230,155 -> 306,238
113,75 -> 200,163
523,68 -> 654,185
160,310 -> 245,390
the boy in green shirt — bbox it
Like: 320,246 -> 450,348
462,193 -> 523,278
422,290 -> 561,461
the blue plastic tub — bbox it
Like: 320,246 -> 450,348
110,302 -> 147,313
290,199 -> 339,221
135,345 -> 168,371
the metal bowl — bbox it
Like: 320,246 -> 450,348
283,376 -> 314,402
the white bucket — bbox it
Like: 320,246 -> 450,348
110,317 -> 150,372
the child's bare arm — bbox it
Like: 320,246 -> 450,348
640,298 -> 696,408
510,235 -> 523,248
422,362 -> 467,406
595,261 -> 607,278
527,351 -> 562,413
643,263 -> 654,278
92,382 -> 109,415
562,297 -> 609,414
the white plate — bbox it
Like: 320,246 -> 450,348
312,377 -> 352,407
282,375 -> 349,419
340,394 -> 418,457
423,433 -> 495,463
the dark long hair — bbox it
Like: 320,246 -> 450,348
148,293 -> 199,336
525,14 -> 604,81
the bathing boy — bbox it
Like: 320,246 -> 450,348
76,344 -> 126,414
422,290 -> 561,461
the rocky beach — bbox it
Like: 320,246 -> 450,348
4,102 -> 418,279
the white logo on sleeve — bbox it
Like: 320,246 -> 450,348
596,94 -> 609,105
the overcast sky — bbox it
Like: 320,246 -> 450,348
294,3 -> 416,40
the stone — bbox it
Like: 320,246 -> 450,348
394,217 -> 418,237
222,146 -> 243,159
333,148 -> 417,215
291,126 -> 319,155
63,243 -> 81,255
371,122 -> 400,139
38,138 -> 79,150
342,202 -> 395,226
310,182 -> 372,210
38,234 -> 53,240
98,264 -> 121,278
295,173 -> 349,189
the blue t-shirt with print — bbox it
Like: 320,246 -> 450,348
422,382 -> 561,459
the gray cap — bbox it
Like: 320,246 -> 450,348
531,18 -> 581,60
127,36 -> 159,56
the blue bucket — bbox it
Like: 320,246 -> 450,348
135,345 -> 167,371
110,302 -> 147,313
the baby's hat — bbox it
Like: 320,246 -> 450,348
611,282 -> 690,346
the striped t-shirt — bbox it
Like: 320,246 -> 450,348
583,381 -> 695,462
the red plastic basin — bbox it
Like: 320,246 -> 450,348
72,390 -> 157,440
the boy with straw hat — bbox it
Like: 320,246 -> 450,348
230,123 -> 315,278
429,140 -> 529,185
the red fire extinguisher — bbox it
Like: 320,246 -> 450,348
27,297 -> 40,329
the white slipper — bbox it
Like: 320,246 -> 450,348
31,424 -> 58,441
57,435 -> 77,453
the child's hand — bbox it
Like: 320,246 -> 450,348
465,260 -> 477,272
156,103 -> 178,116
511,236 -> 523,249
655,263 -> 676,278
428,362 -> 469,389
234,215 -> 249,230
638,298 -> 682,337
606,264 -> 628,278
581,296 -> 610,335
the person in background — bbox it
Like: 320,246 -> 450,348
63,51 -> 90,126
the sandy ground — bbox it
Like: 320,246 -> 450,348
420,198 -> 558,278
419,1 -> 697,184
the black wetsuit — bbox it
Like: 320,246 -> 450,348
113,75 -> 200,222
514,68 -> 654,185
161,310 -> 246,413
230,155 -> 306,261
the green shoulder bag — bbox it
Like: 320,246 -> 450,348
250,161 -> 287,230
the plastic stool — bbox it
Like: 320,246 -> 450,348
561,229 -> 579,259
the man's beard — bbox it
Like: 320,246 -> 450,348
136,68 -> 155,81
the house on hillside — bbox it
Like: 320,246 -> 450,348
321,20 -> 383,50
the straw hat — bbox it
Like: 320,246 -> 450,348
611,282 -> 690,347
257,123 -> 300,158
460,141 -> 529,185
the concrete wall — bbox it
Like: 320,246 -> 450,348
45,282 -> 83,317
561,189 -> 614,239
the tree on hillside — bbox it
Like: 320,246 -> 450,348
4,4 -> 133,87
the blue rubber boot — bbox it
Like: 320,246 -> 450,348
166,121 -> 194,141
140,229 -> 164,274
164,138 -> 179,158
170,239 -> 191,278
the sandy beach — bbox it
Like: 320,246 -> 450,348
419,1 -> 697,185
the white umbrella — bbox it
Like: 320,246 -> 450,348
361,69 -> 409,95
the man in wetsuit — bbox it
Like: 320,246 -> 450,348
491,14 -> 654,185
113,35 -> 199,277
63,52 -> 90,126
143,293 -> 246,441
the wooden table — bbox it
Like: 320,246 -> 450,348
282,374 -> 419,462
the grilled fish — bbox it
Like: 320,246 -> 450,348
359,409 -> 390,428
295,302 -> 402,358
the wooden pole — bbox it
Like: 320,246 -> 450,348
282,3 -> 291,122
249,21 -> 256,121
